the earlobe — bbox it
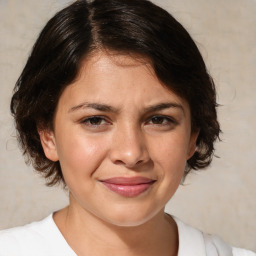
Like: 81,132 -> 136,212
38,129 -> 59,162
187,130 -> 200,160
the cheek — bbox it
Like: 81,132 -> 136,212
149,133 -> 189,180
152,132 -> 189,163
56,134 -> 109,181
146,137 -> 187,206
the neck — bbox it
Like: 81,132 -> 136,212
54,197 -> 178,256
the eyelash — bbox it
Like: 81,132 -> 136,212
80,116 -> 110,127
80,115 -> 176,129
146,115 -> 176,126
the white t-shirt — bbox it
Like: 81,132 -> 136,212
0,214 -> 255,256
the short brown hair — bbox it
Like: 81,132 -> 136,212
11,0 -> 220,186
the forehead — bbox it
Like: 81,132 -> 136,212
57,51 -> 190,114
77,51 -> 154,80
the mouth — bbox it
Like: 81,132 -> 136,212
99,177 -> 156,197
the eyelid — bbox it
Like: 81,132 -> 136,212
80,115 -> 112,126
145,115 -> 177,124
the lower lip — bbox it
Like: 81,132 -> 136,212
101,182 -> 155,197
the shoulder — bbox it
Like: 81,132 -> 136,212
0,214 -> 76,256
173,216 -> 256,256
232,247 -> 256,256
204,233 -> 256,256
0,214 -> 53,255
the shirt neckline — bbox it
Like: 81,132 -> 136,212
48,213 -> 206,256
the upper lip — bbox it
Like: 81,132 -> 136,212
100,177 -> 156,185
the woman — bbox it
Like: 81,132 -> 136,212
0,0 -> 254,255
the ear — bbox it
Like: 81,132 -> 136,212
187,130 -> 200,160
38,129 -> 59,162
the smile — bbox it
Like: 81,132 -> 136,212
100,177 -> 156,197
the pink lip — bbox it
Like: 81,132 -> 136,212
100,177 -> 156,197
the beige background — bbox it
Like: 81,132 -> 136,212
0,0 -> 255,251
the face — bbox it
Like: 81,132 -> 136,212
40,52 -> 198,227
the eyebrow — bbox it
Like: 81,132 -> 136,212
144,102 -> 184,114
69,102 -> 119,113
69,102 -> 184,114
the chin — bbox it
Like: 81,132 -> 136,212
98,206 -> 161,228
106,216 -> 152,227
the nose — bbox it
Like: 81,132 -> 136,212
109,124 -> 150,168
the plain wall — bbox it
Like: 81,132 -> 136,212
0,0 -> 255,251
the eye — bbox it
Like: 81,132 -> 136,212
147,115 -> 175,125
81,116 -> 110,127
144,115 -> 178,132
84,117 -> 105,125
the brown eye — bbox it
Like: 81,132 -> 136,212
144,115 -> 177,132
79,115 -> 112,132
88,117 -> 103,125
81,116 -> 107,126
149,116 -> 174,125
151,116 -> 166,124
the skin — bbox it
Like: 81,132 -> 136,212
39,52 -> 198,256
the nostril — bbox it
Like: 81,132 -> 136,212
136,160 -> 144,165
114,159 -> 126,165
112,158 -> 146,168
